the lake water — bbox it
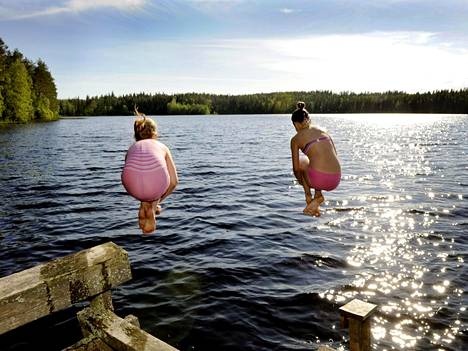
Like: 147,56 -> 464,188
0,114 -> 467,350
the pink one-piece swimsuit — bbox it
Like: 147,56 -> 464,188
121,139 -> 170,202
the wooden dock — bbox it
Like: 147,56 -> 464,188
0,242 -> 178,351
0,241 -> 378,350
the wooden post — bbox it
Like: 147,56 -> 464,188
339,299 -> 377,351
90,291 -> 114,312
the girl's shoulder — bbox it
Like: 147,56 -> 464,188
310,125 -> 324,132
290,132 -> 302,144
311,126 -> 330,136
135,138 -> 167,151
154,140 -> 170,152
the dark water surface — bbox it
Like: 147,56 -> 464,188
0,114 -> 467,350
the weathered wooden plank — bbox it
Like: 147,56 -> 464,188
62,335 -> 115,351
0,242 -> 132,335
78,307 -> 179,351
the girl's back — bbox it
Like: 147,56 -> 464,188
125,139 -> 167,172
297,127 -> 340,173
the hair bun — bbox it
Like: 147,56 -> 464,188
297,101 -> 305,109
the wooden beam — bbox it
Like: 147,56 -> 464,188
0,242 -> 132,335
77,307 -> 179,351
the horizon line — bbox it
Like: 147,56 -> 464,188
58,87 -> 468,100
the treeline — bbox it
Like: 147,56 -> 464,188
59,89 -> 468,116
0,38 -> 58,123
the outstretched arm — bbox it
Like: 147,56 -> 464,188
160,148 -> 179,203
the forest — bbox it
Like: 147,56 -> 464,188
59,89 -> 468,117
2,37 -> 468,122
0,38 -> 59,123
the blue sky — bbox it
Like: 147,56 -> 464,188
1,0 -> 467,98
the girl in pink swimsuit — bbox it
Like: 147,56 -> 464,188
290,102 -> 341,217
122,108 -> 178,234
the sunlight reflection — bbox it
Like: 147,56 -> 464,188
334,113 -> 449,127
317,114 -> 466,350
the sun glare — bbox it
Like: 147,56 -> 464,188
327,113 -> 452,127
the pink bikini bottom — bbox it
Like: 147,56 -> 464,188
307,168 -> 341,191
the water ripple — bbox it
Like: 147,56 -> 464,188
0,114 -> 467,350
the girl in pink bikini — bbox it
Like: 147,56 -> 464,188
122,108 -> 178,234
290,102 -> 341,217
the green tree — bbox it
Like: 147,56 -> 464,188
0,38 -> 8,119
4,58 -> 33,122
59,99 -> 76,116
35,95 -> 54,120
0,89 -> 3,118
32,60 -> 58,119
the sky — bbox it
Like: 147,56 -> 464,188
1,0 -> 468,98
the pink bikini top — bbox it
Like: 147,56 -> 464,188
302,136 -> 331,154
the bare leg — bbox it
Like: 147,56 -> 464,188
150,200 -> 161,232
141,201 -> 156,234
300,172 -> 313,208
298,156 -> 324,217
298,155 -> 314,215
138,203 -> 146,231
304,190 -> 324,217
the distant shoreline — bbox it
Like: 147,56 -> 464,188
58,90 -> 468,117
57,112 -> 468,117
1,112 -> 466,128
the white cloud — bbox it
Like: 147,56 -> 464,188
185,0 -> 245,13
56,32 -> 468,97
188,0 -> 244,2
1,0 -> 146,20
68,0 -> 146,12
259,31 -> 468,93
280,8 -> 296,14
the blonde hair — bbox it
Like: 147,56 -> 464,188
134,106 -> 157,141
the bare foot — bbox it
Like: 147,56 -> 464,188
153,202 -> 162,215
303,196 -> 324,217
141,202 -> 156,234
